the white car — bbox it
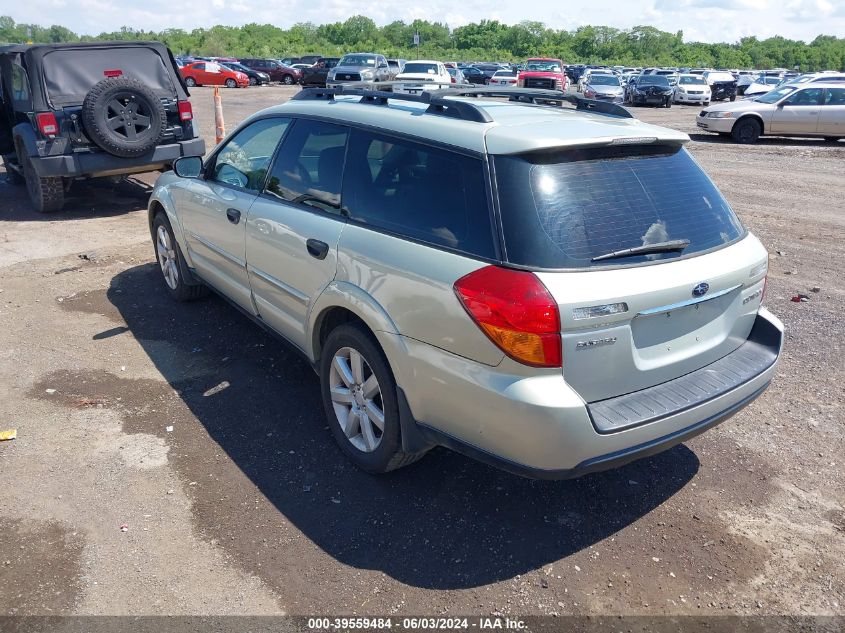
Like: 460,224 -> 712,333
392,60 -> 451,94
489,69 -> 517,86
673,74 -> 711,105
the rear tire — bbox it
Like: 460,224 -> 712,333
185,77 -> 197,87
152,213 -> 209,301
21,147 -> 64,213
320,324 -> 427,474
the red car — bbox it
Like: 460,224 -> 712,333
180,61 -> 249,88
518,58 -> 568,91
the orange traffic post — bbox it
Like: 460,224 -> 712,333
213,86 -> 226,144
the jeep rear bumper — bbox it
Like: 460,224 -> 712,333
28,138 -> 206,178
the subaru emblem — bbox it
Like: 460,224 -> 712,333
692,282 -> 710,298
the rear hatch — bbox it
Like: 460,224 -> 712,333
494,144 -> 767,402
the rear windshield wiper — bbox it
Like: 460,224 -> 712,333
591,239 -> 690,262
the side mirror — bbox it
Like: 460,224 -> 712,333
173,156 -> 203,178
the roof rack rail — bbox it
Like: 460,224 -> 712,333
292,84 -> 632,123
293,83 -> 493,123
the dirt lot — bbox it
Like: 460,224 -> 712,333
0,85 -> 843,619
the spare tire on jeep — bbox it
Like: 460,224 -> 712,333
82,77 -> 166,158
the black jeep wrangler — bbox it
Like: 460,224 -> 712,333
0,41 -> 205,212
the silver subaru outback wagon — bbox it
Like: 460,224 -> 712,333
147,85 -> 783,479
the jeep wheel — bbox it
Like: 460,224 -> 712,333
21,149 -> 64,213
282,74 -> 294,85
184,77 -> 197,87
320,324 -> 427,473
82,77 -> 166,158
225,78 -> 237,88
152,213 -> 209,301
731,118 -> 761,144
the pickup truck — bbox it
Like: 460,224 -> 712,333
299,58 -> 341,87
518,58 -> 568,91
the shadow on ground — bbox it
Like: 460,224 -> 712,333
0,173 -> 153,221
103,263 -> 699,590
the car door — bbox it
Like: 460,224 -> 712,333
180,117 -> 291,312
770,87 -> 823,134
819,87 -> 845,136
245,119 -> 349,351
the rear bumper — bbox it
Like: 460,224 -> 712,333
29,138 -> 206,178
400,309 -> 783,479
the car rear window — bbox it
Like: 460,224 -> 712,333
494,145 -> 744,269
42,47 -> 177,106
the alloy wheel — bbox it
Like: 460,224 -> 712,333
329,346 -> 385,452
156,225 -> 179,290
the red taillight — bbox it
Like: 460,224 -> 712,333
104,69 -> 123,78
177,101 -> 193,121
35,112 -> 59,137
454,266 -> 562,368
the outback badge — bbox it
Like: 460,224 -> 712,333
692,282 -> 710,298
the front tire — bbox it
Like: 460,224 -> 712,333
152,213 -> 209,301
320,324 -> 426,473
249,77 -> 257,86
731,117 -> 761,144
225,78 -> 237,88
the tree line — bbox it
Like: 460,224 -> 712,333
2,15 -> 844,71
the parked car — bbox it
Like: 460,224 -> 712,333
518,58 -> 567,91
703,70 -> 738,101
459,66 -> 488,85
625,74 -> 674,107
489,69 -> 518,86
781,72 -> 845,87
673,74 -> 711,105
299,57 -> 341,87
582,73 -> 624,103
391,60 -> 452,94
0,41 -> 205,212
327,53 -> 390,87
743,76 -> 783,97
387,59 -> 406,79
238,58 -> 300,85
474,63 -> 502,83
147,84 -> 782,478
697,83 -> 845,143
221,61 -> 270,86
180,61 -> 248,88
446,66 -> 466,85
648,68 -> 679,86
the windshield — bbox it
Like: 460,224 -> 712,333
494,70 -> 516,77
755,86 -> 796,103
495,145 -> 743,269
402,63 -> 438,74
526,60 -> 561,72
678,76 -> 706,85
339,55 -> 376,67
638,75 -> 670,87
589,75 -> 620,86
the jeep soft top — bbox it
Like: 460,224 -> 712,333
1,41 -> 205,212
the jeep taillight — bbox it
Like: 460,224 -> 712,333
35,112 -> 59,137
177,101 -> 193,121
454,266 -> 561,368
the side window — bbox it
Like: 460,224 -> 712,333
193,63 -> 205,71
265,119 -> 349,213
824,88 -> 845,105
784,88 -> 823,105
210,117 -> 291,191
11,64 -> 30,104
342,129 -> 495,258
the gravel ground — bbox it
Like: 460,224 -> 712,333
0,85 -> 842,619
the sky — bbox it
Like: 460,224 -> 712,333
5,0 -> 845,43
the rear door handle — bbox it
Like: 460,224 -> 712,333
226,208 -> 241,224
306,239 -> 329,260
